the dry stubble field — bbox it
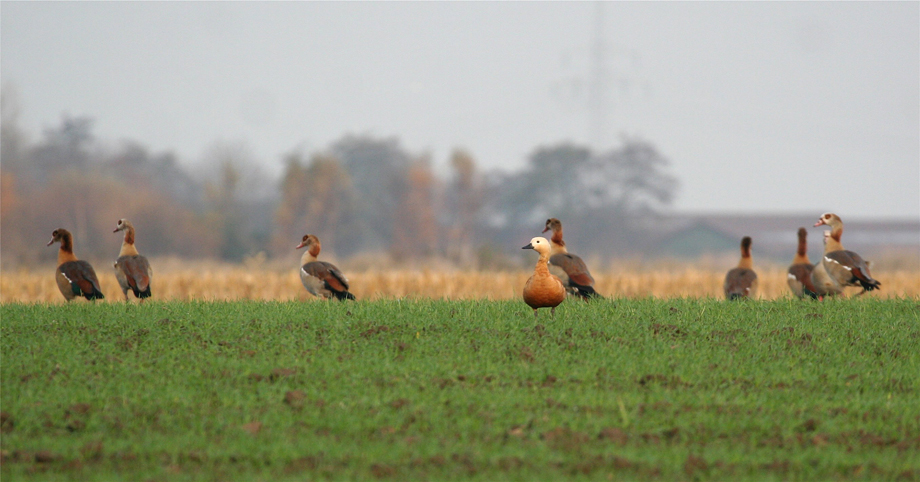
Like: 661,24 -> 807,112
2,257 -> 918,303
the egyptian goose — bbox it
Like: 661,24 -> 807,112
786,227 -> 817,299
113,219 -> 152,301
813,213 -> 881,294
541,218 -> 600,299
522,236 -> 566,318
295,234 -> 355,301
807,230 -> 843,299
723,236 -> 758,300
46,228 -> 104,301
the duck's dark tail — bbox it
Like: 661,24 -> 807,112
335,291 -> 356,301
852,268 -> 881,292
82,288 -> 105,301
573,285 -> 602,300
133,287 -> 152,299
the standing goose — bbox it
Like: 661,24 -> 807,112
814,213 -> 881,294
541,218 -> 600,299
787,227 -> 817,299
723,236 -> 758,300
522,236 -> 566,318
47,228 -> 104,301
113,219 -> 152,301
296,234 -> 355,301
807,230 -> 842,299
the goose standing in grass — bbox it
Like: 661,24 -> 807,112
47,228 -> 104,301
787,227 -> 817,299
723,236 -> 758,300
113,219 -> 152,301
541,218 -> 600,299
522,236 -> 566,318
808,230 -> 842,299
296,234 -> 355,301
814,212 -> 880,295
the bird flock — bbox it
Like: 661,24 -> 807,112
722,212 -> 881,302
47,212 -> 880,310
46,219 -> 151,302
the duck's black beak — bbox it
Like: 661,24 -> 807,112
522,243 -> 534,250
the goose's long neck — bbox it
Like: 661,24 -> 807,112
738,247 -> 753,270
824,226 -> 844,253
58,236 -> 77,265
534,252 -> 551,275
300,249 -> 318,265
119,227 -> 140,257
549,229 -> 567,255
793,234 -> 809,264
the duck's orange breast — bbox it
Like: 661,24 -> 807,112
523,273 -> 566,309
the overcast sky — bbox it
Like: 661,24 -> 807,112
2,1 -> 918,219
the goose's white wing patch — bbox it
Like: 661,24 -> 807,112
824,256 -> 852,271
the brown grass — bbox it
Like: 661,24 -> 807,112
2,257 -> 918,303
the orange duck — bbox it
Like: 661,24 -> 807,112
295,234 -> 355,301
113,219 -> 152,301
723,236 -> 758,300
542,218 -> 600,299
813,213 -> 880,294
522,236 -> 566,318
47,228 -> 104,301
786,227 -> 817,299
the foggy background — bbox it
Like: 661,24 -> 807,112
2,2 -> 918,268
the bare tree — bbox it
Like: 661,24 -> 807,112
445,148 -> 483,266
273,151 -> 361,257
488,138 -> 678,257
331,135 -> 411,251
493,143 -> 592,226
584,137 -> 678,218
392,156 -> 440,260
198,140 -> 271,260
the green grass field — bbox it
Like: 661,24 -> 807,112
2,298 -> 918,481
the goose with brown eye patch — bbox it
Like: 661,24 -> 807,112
521,236 -> 566,318
808,229 -> 843,299
47,228 -> 105,301
812,213 -> 881,295
296,234 -> 355,301
113,219 -> 152,301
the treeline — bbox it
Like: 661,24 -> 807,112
1,99 -> 678,268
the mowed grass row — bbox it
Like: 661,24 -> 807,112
1,299 -> 919,481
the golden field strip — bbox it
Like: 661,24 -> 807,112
2,258 -> 918,303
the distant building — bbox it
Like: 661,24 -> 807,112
654,213 -> 920,263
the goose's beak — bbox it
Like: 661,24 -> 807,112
522,243 -> 534,250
